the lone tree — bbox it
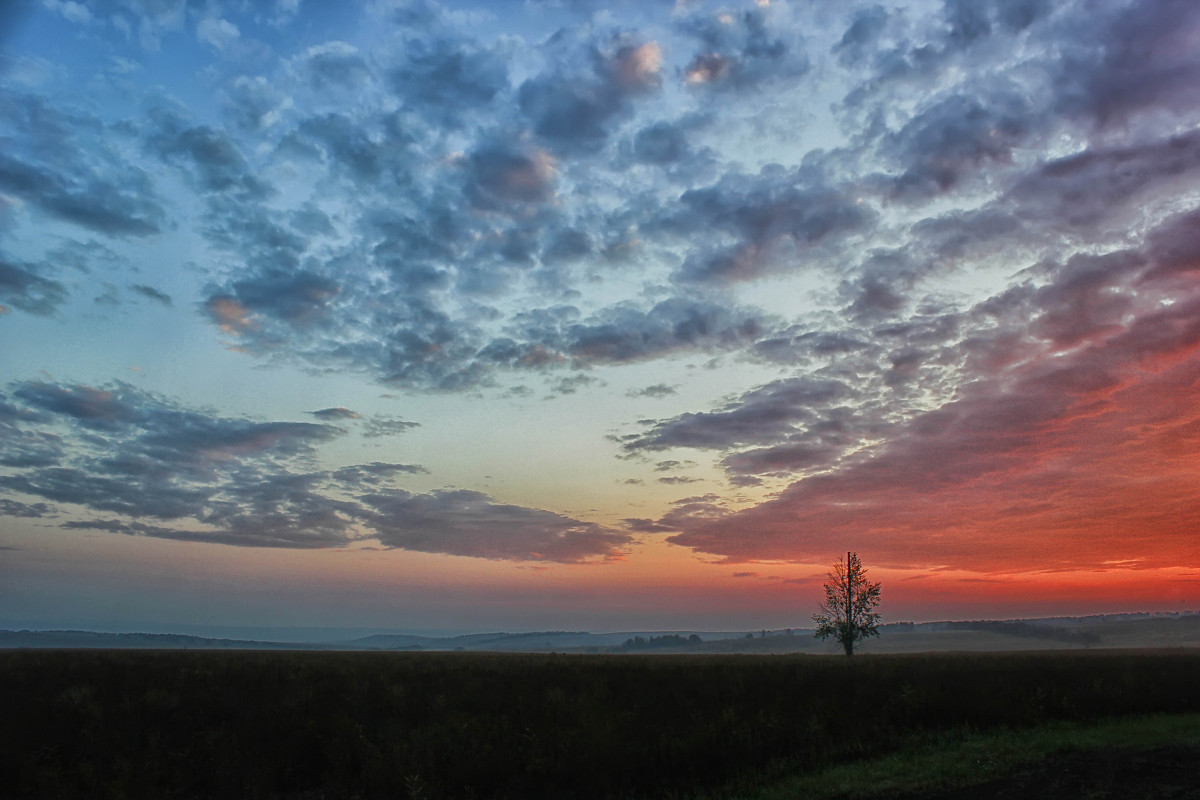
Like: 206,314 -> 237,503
813,551 -> 882,656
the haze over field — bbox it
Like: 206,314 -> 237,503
2,0 -> 1199,634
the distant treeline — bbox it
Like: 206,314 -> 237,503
619,633 -> 703,650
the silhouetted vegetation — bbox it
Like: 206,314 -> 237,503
814,551 -> 882,656
620,633 -> 703,650
2,649 -> 1198,799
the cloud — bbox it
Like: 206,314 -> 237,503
0,258 -> 68,315
331,462 -> 428,486
677,5 -> 809,91
627,384 -> 677,399
196,16 -> 240,50
1,380 -> 349,543
884,90 -> 1036,199
145,104 -> 266,196
664,165 -> 876,285
516,34 -> 662,156
0,498 -> 54,518
357,488 -> 632,562
309,407 -> 362,421
388,36 -> 509,125
299,41 -> 371,93
0,380 -> 624,561
560,297 -> 769,366
13,382 -> 141,428
0,92 -> 165,236
619,376 -> 855,453
1049,0 -> 1200,127
362,415 -> 420,438
1004,127 -> 1200,232
468,144 -> 558,205
654,210 -> 1200,573
546,374 -> 602,397
10,0 -> 1200,586
130,284 -> 172,306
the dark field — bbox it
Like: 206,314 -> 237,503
2,649 -> 1198,799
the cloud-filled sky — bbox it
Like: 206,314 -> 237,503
2,0 -> 1199,634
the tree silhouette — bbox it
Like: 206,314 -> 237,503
813,551 -> 881,656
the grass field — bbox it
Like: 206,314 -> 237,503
2,649 -> 1198,798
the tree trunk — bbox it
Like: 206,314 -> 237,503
845,551 -> 854,656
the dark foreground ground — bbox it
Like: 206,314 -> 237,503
895,745 -> 1200,800
2,648 -> 1197,799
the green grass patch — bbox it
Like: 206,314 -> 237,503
728,712 -> 1200,800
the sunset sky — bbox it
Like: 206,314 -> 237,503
2,0 -> 1199,636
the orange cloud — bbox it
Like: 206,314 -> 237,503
204,295 -> 257,334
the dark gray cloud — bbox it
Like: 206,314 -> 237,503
468,144 -> 558,205
619,376 -> 855,453
627,383 -> 677,399
0,91 -> 166,236
561,297 -> 769,365
832,6 -> 889,67
0,379 -> 625,561
517,35 -> 662,155
658,475 -> 701,485
547,373 -> 602,397
358,488 -> 631,562
145,103 -> 266,196
0,150 -> 164,236
885,89 -> 1037,199
664,165 -> 876,285
331,462 -> 428,486
362,415 -> 420,438
1005,127 -> 1200,231
1,380 -> 348,541
309,407 -> 361,421
389,36 -> 508,125
1049,0 -> 1200,127
14,382 -> 142,428
130,284 -> 172,306
0,498 -> 53,518
0,257 -> 68,315
630,121 -> 688,166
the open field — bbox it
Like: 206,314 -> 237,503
5,612 -> 1197,654
2,649 -> 1198,799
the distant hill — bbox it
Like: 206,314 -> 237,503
0,630 -> 333,650
3,612 -> 1197,653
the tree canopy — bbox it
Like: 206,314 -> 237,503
813,551 -> 882,656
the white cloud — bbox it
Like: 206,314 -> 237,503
196,16 -> 241,50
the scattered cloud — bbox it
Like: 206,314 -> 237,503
309,407 -> 361,421
362,415 -> 420,438
358,488 -> 632,562
5,0 -> 1200,591
627,384 -> 677,399
0,380 -> 613,561
130,284 -> 172,306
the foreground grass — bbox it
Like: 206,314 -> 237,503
722,712 -> 1200,800
3,649 -> 1199,799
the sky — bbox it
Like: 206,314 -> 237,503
2,0 -> 1199,636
